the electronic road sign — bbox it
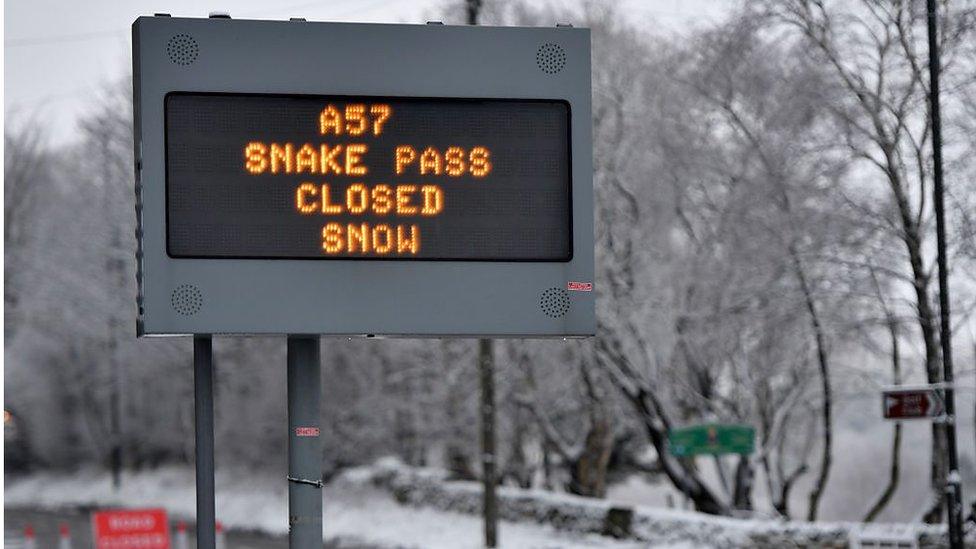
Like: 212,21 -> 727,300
132,16 -> 593,336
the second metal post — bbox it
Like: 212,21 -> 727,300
287,336 -> 323,548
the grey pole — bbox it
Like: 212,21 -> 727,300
194,335 -> 216,549
478,338 -> 498,548
287,336 -> 323,548
926,1 -> 963,545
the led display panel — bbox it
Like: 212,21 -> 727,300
166,93 -> 572,261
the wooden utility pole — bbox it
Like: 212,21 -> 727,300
465,0 -> 497,541
108,227 -> 123,490
478,338 -> 497,548
96,125 -> 124,490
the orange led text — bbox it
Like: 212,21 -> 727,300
295,183 -> 444,217
319,104 -> 392,136
394,145 -> 491,177
322,223 -> 420,255
245,142 -> 368,176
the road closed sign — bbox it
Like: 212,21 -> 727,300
92,508 -> 171,549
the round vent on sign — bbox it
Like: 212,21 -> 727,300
540,287 -> 570,318
536,43 -> 566,74
167,34 -> 198,65
171,284 -> 203,316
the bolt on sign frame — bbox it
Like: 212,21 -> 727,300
132,16 -> 594,337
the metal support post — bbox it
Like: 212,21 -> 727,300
194,335 -> 216,549
287,336 -> 323,548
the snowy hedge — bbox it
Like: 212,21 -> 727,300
342,458 -> 954,549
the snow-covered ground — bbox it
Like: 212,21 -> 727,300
4,467 -> 693,548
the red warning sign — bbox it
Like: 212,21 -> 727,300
92,508 -> 171,549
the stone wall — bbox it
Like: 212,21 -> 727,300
343,460 -> 953,548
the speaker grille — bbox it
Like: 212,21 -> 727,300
536,43 -> 566,74
167,34 -> 198,65
171,284 -> 203,316
540,287 -> 570,318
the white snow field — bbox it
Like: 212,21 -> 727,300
4,461 -> 958,548
4,466 -> 683,548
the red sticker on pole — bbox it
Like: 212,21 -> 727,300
567,281 -> 592,292
92,508 -> 171,549
295,427 -> 320,437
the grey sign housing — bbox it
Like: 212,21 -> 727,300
132,16 -> 594,336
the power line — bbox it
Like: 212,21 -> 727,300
239,0 -> 333,17
240,0 -> 395,19
5,29 -> 126,48
7,0 -> 398,50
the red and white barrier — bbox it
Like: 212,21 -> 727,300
173,521 -> 189,549
57,523 -> 72,549
23,524 -> 35,549
215,520 -> 226,549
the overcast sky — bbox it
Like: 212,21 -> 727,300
4,0 -> 730,143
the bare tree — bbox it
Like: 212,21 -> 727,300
767,0 -> 976,522
4,118 -> 52,337
674,16 -> 849,518
515,344 -> 615,498
863,269 -> 905,522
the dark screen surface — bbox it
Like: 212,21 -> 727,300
165,93 -> 572,260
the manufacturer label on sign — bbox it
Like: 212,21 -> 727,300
295,427 -> 320,437
567,281 -> 593,292
92,508 -> 170,549
882,387 -> 945,419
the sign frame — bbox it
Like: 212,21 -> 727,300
132,17 -> 594,337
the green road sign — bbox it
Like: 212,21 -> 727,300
668,424 -> 755,457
